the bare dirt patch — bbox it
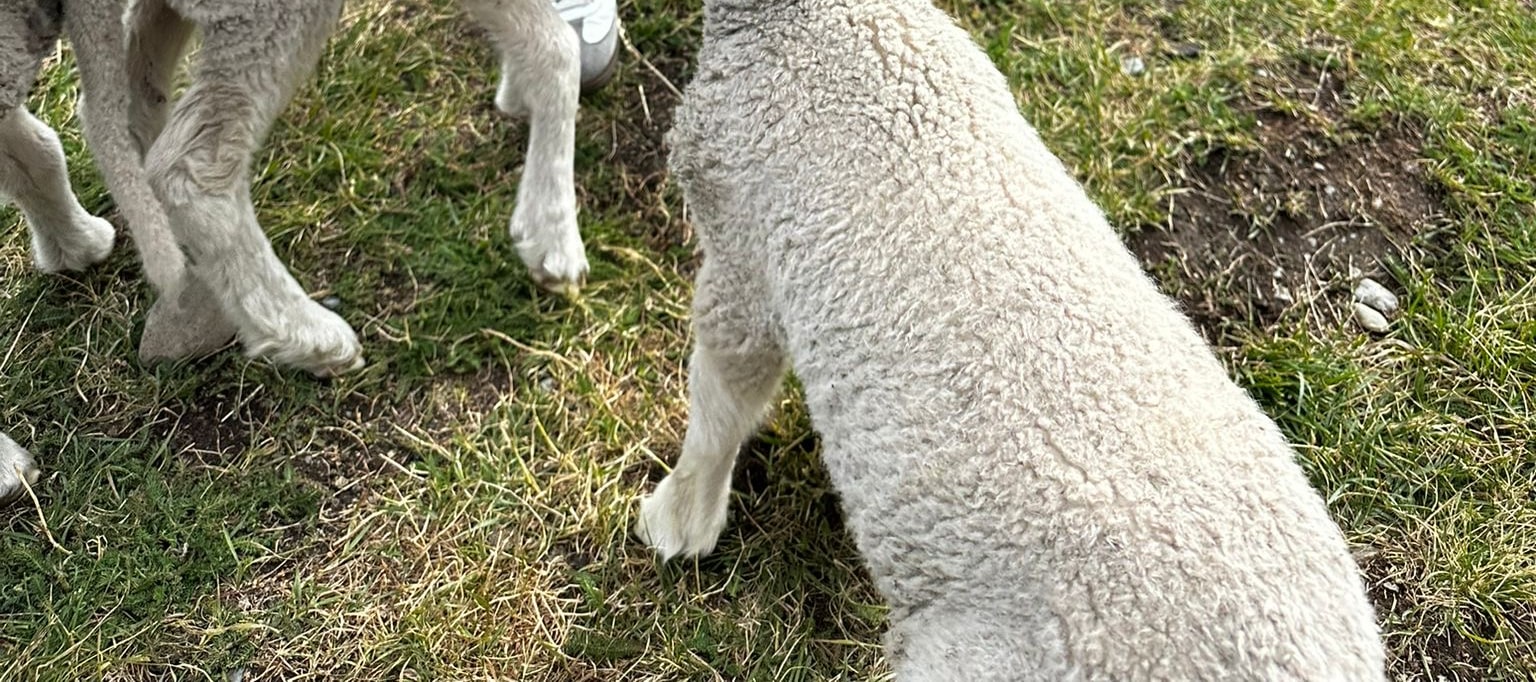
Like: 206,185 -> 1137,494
1128,68 -> 1445,340
1360,557 -> 1499,681
592,35 -> 699,269
159,387 -> 276,459
153,362 -> 516,521
287,364 -> 517,507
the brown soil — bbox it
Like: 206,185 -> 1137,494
154,361 -> 514,523
1360,557 -> 1502,681
161,388 -> 274,459
591,32 -> 701,276
1127,68 -> 1445,340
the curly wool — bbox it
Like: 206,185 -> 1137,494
664,1 -> 1385,678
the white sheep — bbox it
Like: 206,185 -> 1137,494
4,0 -> 590,372
0,0 -> 590,499
636,0 -> 1386,678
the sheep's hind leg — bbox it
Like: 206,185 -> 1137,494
0,108 -> 115,273
462,0 -> 587,293
145,0 -> 361,377
120,0 -> 234,364
124,0 -> 195,157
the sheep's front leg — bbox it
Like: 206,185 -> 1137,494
0,108 -> 115,273
461,0 -> 587,292
638,261 -> 785,559
0,432 -> 40,505
637,342 -> 786,558
64,1 -> 236,363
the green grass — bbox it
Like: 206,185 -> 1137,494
2,0 -> 1533,679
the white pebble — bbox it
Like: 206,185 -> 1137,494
1354,277 -> 1400,315
1353,302 -> 1390,333
1121,56 -> 1146,76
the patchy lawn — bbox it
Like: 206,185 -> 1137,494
2,0 -> 1532,679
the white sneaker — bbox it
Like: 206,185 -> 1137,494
553,0 -> 619,92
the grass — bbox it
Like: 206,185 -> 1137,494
1,0 -> 1532,679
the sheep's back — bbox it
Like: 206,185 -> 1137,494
672,1 -> 1383,677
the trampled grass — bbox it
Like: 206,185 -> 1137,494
1,0 -> 1532,679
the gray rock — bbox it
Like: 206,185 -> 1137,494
1353,301 -> 1390,333
1353,277 -> 1399,315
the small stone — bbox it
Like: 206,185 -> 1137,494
1354,277 -> 1400,315
1353,302 -> 1390,333
1324,184 -> 1337,197
321,295 -> 343,311
1312,162 -> 1327,172
1255,68 -> 1272,78
1121,56 -> 1146,76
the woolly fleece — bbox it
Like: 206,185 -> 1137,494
640,1 -> 1386,679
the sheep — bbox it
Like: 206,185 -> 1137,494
0,0 -> 589,500
129,0 -> 590,376
2,0 -> 588,373
634,0 -> 1387,678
